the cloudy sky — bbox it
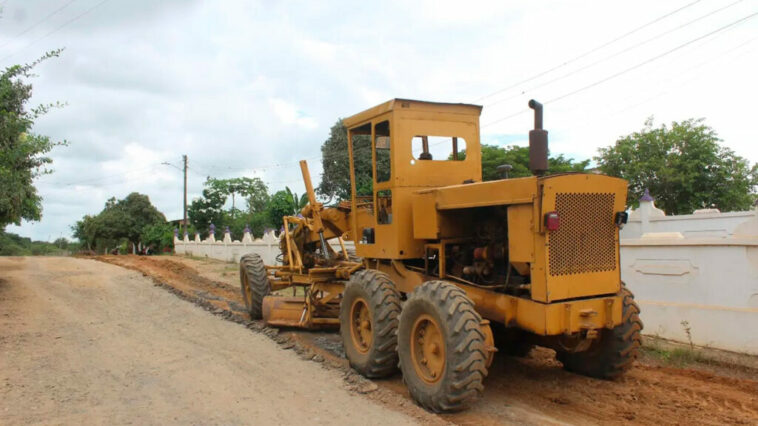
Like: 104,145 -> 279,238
2,0 -> 757,241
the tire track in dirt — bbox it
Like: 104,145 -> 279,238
96,255 -> 758,425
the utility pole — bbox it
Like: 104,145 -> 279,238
183,154 -> 188,236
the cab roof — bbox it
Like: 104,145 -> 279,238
342,98 -> 482,128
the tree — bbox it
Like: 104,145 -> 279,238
284,186 -> 308,213
71,214 -> 99,250
72,193 -> 166,252
53,237 -> 69,249
0,231 -> 70,256
318,120 -> 350,200
189,177 -> 270,234
458,144 -> 590,181
140,222 -> 174,252
317,120 -> 374,201
111,192 -> 166,248
188,178 -> 227,235
266,189 -> 299,230
0,51 -> 66,229
595,118 -> 758,215
226,210 -> 268,240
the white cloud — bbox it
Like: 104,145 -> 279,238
268,98 -> 318,130
2,0 -> 756,241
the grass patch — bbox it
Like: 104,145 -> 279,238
641,340 -> 712,367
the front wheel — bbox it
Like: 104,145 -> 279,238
398,281 -> 489,412
239,253 -> 271,319
558,284 -> 643,379
339,270 -> 401,378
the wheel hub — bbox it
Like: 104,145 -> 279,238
350,298 -> 372,353
411,314 -> 445,384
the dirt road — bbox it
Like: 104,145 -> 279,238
96,255 -> 758,425
0,257 -> 427,425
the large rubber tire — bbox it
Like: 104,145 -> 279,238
558,284 -> 643,379
339,270 -> 401,378
239,253 -> 271,319
398,281 -> 488,412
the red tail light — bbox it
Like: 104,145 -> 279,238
545,211 -> 560,231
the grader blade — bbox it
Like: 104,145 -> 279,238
261,296 -> 307,328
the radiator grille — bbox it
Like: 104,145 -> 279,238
548,193 -> 617,276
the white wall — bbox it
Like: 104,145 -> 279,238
174,230 -> 354,265
622,201 -> 755,239
620,199 -> 758,354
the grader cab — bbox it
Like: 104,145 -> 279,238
239,99 -> 642,412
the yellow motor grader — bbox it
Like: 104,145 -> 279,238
239,99 -> 642,412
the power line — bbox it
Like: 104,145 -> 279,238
583,33 -> 758,124
192,154 -> 321,175
1,0 -> 112,64
485,0 -> 746,108
43,164 -> 162,187
473,0 -> 703,103
0,0 -> 78,49
482,10 -> 758,128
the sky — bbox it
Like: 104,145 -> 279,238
2,0 -> 757,241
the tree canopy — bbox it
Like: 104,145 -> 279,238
317,120 -> 351,201
188,176 -> 272,238
595,118 -> 758,214
71,192 -> 165,251
460,144 -> 590,181
0,51 -> 65,229
266,186 -> 308,230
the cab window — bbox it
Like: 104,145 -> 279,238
374,121 -> 390,182
411,136 -> 466,162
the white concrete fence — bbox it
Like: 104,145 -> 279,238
620,194 -> 758,354
174,227 -> 354,265
175,197 -> 758,354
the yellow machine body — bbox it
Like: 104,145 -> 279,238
262,99 -> 628,339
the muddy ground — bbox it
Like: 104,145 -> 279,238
4,255 -> 758,425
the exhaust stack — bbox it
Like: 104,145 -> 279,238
528,99 -> 548,176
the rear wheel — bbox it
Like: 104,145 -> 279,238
558,284 -> 643,379
339,270 -> 401,378
398,281 -> 488,412
239,253 -> 271,319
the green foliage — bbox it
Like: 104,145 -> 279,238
140,222 -> 175,251
317,120 -> 375,200
595,118 -> 758,214
106,193 -> 166,247
71,214 -> 100,250
188,179 -> 226,236
0,231 -> 72,256
0,50 -> 66,228
225,210 -> 268,240
458,144 -> 589,181
284,187 -> 308,213
267,189 -> 296,231
317,120 -> 350,200
52,237 -> 69,249
188,176 -> 270,235
71,192 -> 166,251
